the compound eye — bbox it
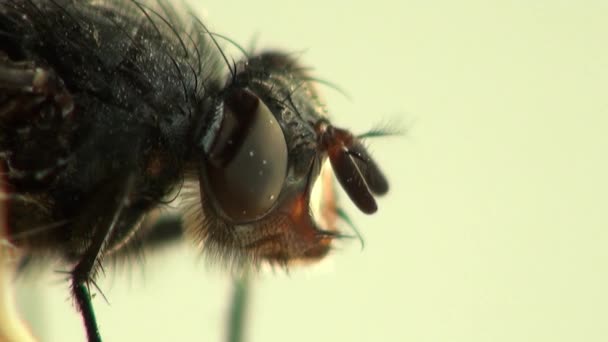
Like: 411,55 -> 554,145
204,88 -> 288,222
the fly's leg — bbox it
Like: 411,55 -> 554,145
68,174 -> 137,342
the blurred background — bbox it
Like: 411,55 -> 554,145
17,0 -> 608,341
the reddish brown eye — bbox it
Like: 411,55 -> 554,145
203,88 -> 288,222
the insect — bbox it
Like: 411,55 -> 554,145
0,0 -> 389,341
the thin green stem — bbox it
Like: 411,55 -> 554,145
227,271 -> 250,342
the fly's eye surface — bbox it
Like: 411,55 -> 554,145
203,88 -> 288,222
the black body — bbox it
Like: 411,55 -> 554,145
0,0 -> 219,258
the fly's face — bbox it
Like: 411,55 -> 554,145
190,52 -> 389,265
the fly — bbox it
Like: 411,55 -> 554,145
0,0 -> 389,341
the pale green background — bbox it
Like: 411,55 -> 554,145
19,0 -> 608,341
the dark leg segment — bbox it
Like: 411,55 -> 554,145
73,283 -> 101,342
69,175 -> 136,342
